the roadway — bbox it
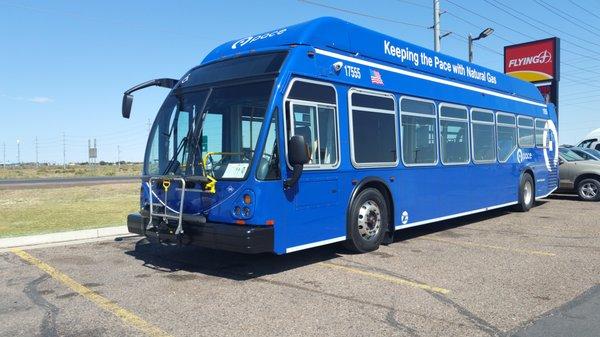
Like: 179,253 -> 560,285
0,176 -> 139,189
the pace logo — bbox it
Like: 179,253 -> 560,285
401,211 -> 409,225
542,120 -> 559,171
231,28 -> 287,49
517,149 -> 532,163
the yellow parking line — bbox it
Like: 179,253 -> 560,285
11,248 -> 172,337
319,262 -> 450,294
420,237 -> 556,257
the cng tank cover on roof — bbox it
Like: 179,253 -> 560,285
202,17 -> 544,104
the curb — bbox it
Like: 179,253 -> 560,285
0,225 -> 136,249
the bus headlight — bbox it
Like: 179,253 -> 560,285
242,207 -> 251,217
232,189 -> 255,220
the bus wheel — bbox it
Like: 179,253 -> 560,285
345,188 -> 388,253
515,173 -> 535,212
577,178 -> 600,201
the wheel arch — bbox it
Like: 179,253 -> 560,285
574,173 -> 600,189
346,177 -> 395,236
522,167 -> 535,194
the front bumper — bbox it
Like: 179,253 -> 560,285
127,212 -> 274,254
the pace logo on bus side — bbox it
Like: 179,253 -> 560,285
401,211 -> 409,225
231,28 -> 287,49
516,149 -> 532,163
542,120 -> 559,171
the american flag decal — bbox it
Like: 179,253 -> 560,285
370,69 -> 384,85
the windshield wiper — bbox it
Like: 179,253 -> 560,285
187,88 -> 213,176
162,136 -> 188,175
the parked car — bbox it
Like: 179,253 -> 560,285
571,147 -> 600,161
558,147 -> 600,201
577,128 -> 600,150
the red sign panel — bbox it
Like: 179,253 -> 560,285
504,38 -> 559,82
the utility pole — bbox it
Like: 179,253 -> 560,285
16,139 -> 21,166
35,136 -> 39,167
62,132 -> 66,169
433,0 -> 441,52
117,145 -> 121,168
2,142 -> 5,169
146,118 -> 152,133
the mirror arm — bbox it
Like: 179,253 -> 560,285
122,78 -> 178,119
124,78 -> 178,96
284,164 -> 304,189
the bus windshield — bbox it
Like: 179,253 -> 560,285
145,80 -> 275,179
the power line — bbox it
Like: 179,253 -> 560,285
484,0 -> 600,59
446,0 -> 600,64
35,136 -> 39,167
62,132 -> 66,169
297,0 -> 430,29
16,139 -> 20,165
534,0 -> 600,37
0,0 -> 218,41
568,0 -> 600,20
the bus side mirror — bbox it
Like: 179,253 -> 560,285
558,158 -> 564,165
288,135 -> 309,166
122,94 -> 133,119
284,135 -> 309,189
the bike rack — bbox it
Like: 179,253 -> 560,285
148,176 -> 186,235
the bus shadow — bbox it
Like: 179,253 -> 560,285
125,238 -> 342,281
393,207 -> 513,242
546,193 -> 581,201
125,204 -> 545,280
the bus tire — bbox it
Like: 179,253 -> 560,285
577,178 -> 600,201
344,188 -> 388,253
515,173 -> 535,212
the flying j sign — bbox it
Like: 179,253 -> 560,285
504,38 -> 560,82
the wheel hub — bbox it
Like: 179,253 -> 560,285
581,183 -> 598,199
357,200 -> 381,241
524,181 -> 533,205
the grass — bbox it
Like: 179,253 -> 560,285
0,183 -> 139,237
0,163 -> 142,180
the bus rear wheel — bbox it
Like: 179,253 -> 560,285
345,188 -> 388,253
515,173 -> 535,212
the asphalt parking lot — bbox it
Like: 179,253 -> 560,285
1,195 -> 599,337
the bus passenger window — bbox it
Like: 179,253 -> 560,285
471,109 -> 496,163
400,97 -> 437,165
439,104 -> 469,165
518,116 -> 535,148
286,80 -> 339,168
349,91 -> 397,166
292,104 -> 319,164
496,113 -> 517,162
535,119 -> 546,148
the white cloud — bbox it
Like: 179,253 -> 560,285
28,96 -> 54,104
1,93 -> 54,104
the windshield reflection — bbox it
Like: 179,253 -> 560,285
145,81 -> 274,179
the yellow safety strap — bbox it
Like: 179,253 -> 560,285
202,152 -> 218,193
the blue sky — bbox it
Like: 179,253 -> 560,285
1,0 -> 599,163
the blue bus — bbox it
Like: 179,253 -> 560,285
122,17 -> 559,254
